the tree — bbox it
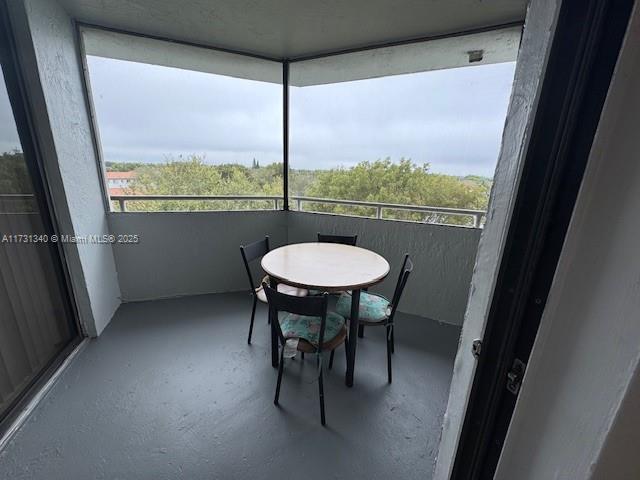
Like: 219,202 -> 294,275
105,161 -> 146,172
124,155 -> 281,211
114,154 -> 489,226
304,158 -> 488,225
0,150 -> 36,213
0,150 -> 31,193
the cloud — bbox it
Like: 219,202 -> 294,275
87,56 -> 515,177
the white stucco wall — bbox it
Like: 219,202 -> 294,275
108,210 -> 478,327
8,0 -> 121,336
496,6 -> 640,478
108,211 -> 288,301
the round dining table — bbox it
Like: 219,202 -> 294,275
261,242 -> 390,387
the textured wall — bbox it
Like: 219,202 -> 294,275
8,0 -> 121,336
108,211 -> 288,301
108,210 -> 479,325
287,212 -> 481,325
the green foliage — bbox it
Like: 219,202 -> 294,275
124,156 -> 282,212
105,161 -> 146,172
304,158 -> 488,225
0,150 -> 31,194
289,169 -> 318,196
0,150 -> 37,213
113,154 -> 490,226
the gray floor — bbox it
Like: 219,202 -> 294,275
0,292 -> 460,480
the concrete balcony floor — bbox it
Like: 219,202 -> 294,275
0,292 -> 460,480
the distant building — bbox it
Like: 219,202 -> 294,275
106,171 -> 136,196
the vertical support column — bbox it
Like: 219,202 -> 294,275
282,60 -> 290,211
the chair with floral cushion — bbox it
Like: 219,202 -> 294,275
263,282 -> 347,426
335,254 -> 413,383
240,236 -> 308,344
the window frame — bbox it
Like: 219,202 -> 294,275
76,21 -> 521,225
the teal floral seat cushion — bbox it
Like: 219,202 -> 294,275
336,292 -> 391,323
278,311 -> 346,346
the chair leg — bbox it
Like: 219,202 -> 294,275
329,349 -> 335,370
358,324 -> 365,338
247,296 -> 257,344
344,338 -> 350,366
386,325 -> 393,383
318,355 -> 326,426
391,326 -> 395,354
301,352 -> 305,360
274,348 -> 284,405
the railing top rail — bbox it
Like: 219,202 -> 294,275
109,194 -> 279,201
110,194 -> 485,216
292,196 -> 485,215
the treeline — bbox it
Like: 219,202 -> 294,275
111,155 -> 491,225
2,151 -> 491,225
0,151 -> 32,194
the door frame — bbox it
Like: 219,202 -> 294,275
0,0 -> 83,433
450,0 -> 635,478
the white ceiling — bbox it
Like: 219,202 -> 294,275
58,0 -> 528,59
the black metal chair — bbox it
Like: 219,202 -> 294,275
263,282 -> 347,426
317,232 -> 358,246
335,254 -> 413,383
240,236 -> 308,344
310,233 -> 359,298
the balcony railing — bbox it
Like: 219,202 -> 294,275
0,193 -> 38,214
110,194 -> 486,227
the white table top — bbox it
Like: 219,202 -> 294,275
261,242 -> 390,292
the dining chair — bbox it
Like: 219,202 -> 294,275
335,254 -> 413,383
310,233 -> 359,298
263,282 -> 347,426
240,236 -> 308,344
316,232 -> 358,246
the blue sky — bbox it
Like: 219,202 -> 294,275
86,56 -> 515,177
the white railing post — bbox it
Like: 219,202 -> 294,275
296,198 -> 302,211
376,205 -> 382,219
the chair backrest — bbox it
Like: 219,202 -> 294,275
317,232 -> 358,246
239,236 -> 270,292
263,282 -> 330,348
388,254 -> 414,322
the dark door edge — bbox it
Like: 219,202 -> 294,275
0,0 -> 83,335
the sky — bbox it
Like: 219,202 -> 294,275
84,56 -> 516,177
